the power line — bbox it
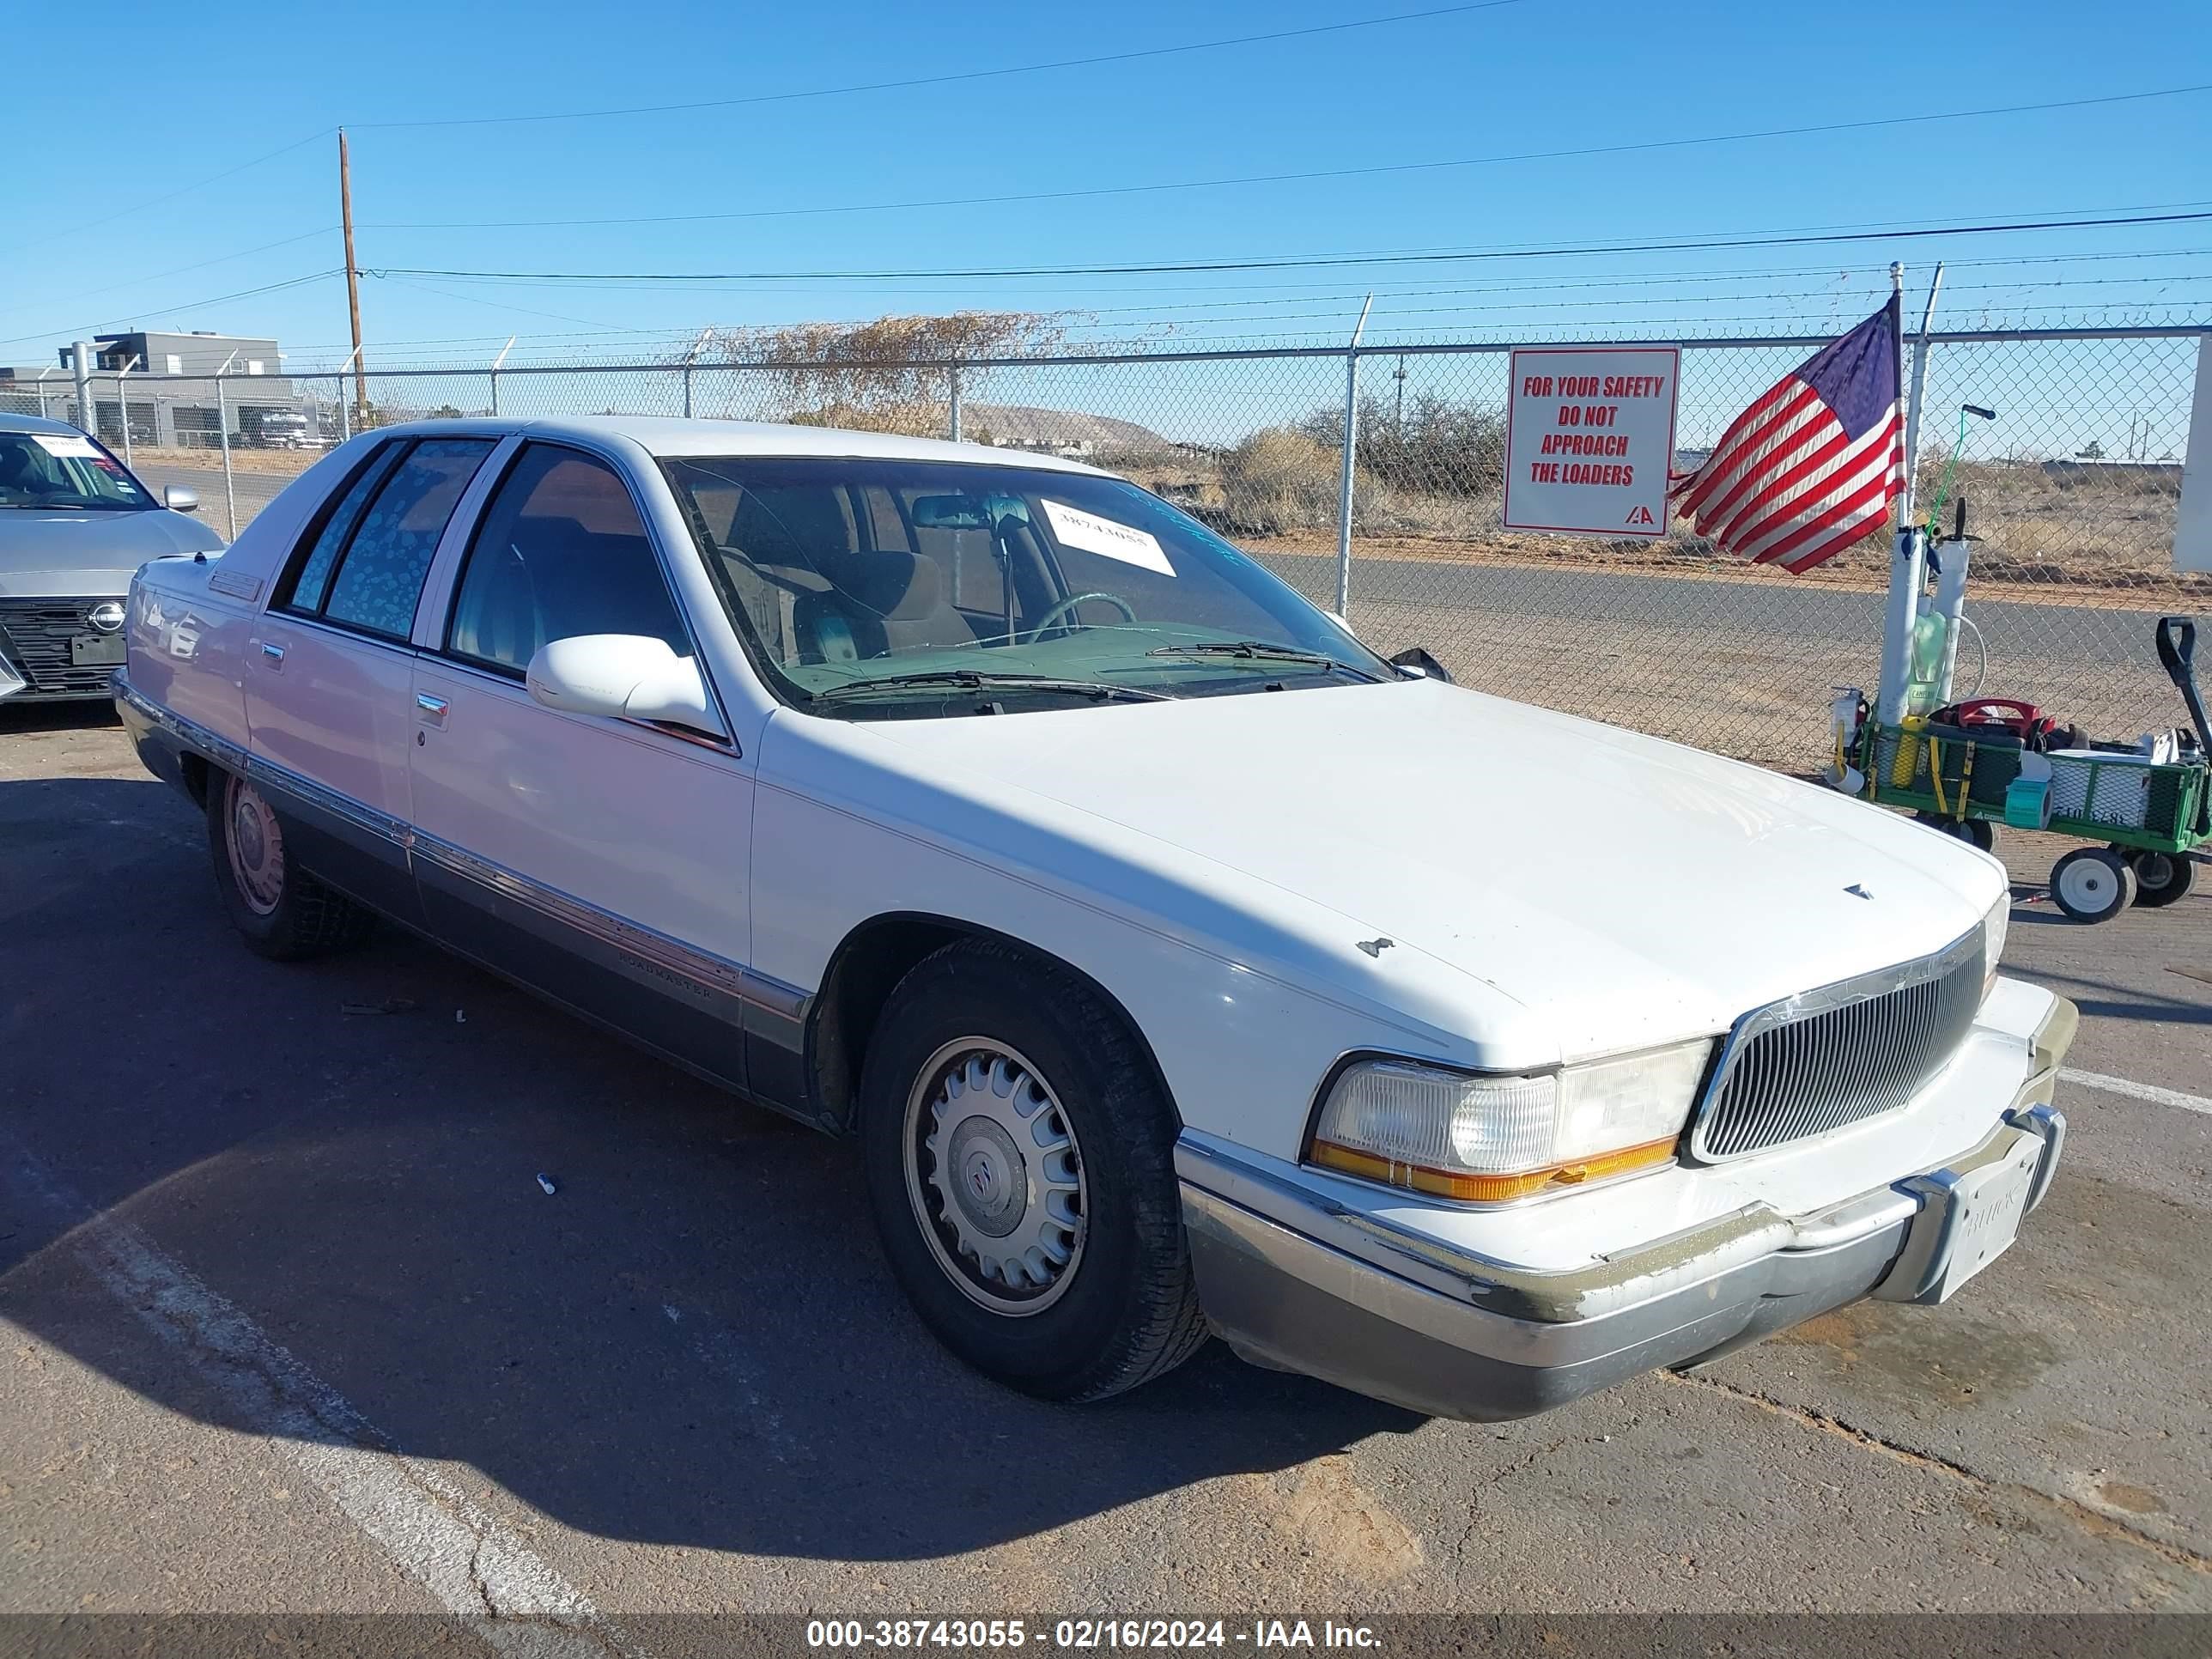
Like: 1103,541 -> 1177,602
349,3 -> 1524,131
2,131 -> 334,260
369,209 -> 2212,286
0,270 -> 344,352
0,228 -> 341,325
361,83 -> 2212,233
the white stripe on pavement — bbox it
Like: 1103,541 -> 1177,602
6,1148 -> 636,1659
2060,1067 -> 2212,1117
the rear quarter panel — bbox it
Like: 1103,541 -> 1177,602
124,438 -> 372,755
125,555 -> 253,752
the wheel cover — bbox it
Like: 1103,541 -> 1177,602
2136,853 -> 2175,890
225,776 -> 286,917
903,1037 -> 1088,1316
2057,856 -> 2116,912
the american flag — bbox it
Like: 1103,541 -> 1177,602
1670,298 -> 1904,573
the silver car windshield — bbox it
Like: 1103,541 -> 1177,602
663,456 -> 1391,712
0,431 -> 154,511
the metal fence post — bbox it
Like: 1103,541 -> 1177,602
1334,296 -> 1374,620
681,327 -> 714,419
215,350 -> 240,539
116,357 -> 138,463
489,336 -> 514,417
949,363 -> 963,442
34,367 -> 53,421
337,370 -> 351,442
71,339 -> 94,434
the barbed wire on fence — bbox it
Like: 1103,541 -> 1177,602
3,320 -> 2202,775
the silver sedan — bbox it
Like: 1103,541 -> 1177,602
0,411 -> 223,702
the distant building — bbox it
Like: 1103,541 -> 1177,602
88,330 -> 282,380
0,330 -> 318,449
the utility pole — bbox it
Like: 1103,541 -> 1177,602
1393,353 -> 1407,434
339,129 -> 368,426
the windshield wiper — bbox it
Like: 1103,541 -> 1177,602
807,669 -> 1171,705
1144,640 -> 1380,681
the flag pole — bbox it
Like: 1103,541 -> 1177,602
1875,263 -> 1926,728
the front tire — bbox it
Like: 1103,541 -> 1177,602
2050,846 -> 2136,924
859,939 -> 1206,1402
205,769 -> 377,959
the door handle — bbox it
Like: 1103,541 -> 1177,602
257,640 -> 285,669
416,692 -> 449,729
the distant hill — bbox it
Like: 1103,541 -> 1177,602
964,403 -> 1171,457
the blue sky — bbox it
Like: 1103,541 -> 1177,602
2,0 -> 2208,371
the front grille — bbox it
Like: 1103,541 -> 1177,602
1692,929 -> 1985,1161
0,599 -> 118,696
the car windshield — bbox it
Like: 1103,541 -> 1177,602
0,429 -> 154,511
662,456 -> 1392,714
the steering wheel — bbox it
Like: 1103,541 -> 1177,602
1019,591 -> 1137,645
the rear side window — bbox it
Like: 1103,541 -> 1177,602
283,443 -> 404,612
279,438 -> 495,640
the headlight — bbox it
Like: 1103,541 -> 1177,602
1309,1039 -> 1713,1203
1983,891 -> 2008,994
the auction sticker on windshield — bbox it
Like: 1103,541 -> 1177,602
1042,499 -> 1176,576
32,433 -> 100,459
1502,345 -> 1679,539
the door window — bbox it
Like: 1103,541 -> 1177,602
445,444 -> 690,676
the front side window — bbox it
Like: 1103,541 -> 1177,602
446,444 -> 689,675
662,456 -> 1389,716
0,429 -> 155,511
278,437 -> 495,640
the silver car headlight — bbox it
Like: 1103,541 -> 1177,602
1309,1038 -> 1713,1204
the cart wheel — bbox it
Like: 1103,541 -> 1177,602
2051,848 -> 2137,923
2126,849 -> 2197,908
1916,813 -> 1997,854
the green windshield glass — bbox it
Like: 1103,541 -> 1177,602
661,455 -> 1390,714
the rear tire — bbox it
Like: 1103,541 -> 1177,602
205,769 -> 377,960
2126,849 -> 2196,908
859,939 -> 1206,1403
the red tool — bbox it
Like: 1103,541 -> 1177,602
1937,696 -> 2070,750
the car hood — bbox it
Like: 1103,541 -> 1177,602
0,508 -> 224,597
858,679 -> 2006,1062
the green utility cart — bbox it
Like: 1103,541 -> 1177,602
1854,705 -> 2211,922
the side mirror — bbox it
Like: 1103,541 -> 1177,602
1388,646 -> 1454,684
163,485 -> 199,513
525,635 -> 725,739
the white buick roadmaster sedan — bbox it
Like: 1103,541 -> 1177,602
117,416 -> 2077,1419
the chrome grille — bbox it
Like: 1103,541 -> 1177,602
0,598 -> 117,696
1692,928 -> 1986,1161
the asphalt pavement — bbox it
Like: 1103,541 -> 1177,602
1,701 -> 2206,1649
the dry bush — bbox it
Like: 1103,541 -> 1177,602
1219,428 -> 1348,534
714,312 -> 1063,429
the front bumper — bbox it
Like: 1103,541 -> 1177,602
0,596 -> 129,701
1178,995 -> 2077,1421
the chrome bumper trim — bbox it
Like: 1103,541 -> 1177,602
1178,995 -> 2077,1419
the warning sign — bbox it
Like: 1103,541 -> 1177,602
1502,345 -> 1680,538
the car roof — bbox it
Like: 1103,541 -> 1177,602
361,414 -> 1117,476
0,410 -> 92,437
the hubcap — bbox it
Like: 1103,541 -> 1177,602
903,1038 -> 1087,1316
2136,853 -> 2174,890
2059,859 -> 2114,912
225,776 -> 286,917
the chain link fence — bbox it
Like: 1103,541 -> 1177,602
9,325 -> 2200,772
